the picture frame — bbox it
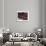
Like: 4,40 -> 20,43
16,11 -> 29,21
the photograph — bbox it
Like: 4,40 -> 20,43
17,11 -> 29,21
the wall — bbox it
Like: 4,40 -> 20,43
0,0 -> 3,33
45,0 -> 46,37
42,0 -> 46,37
0,0 -> 3,27
4,0 -> 42,32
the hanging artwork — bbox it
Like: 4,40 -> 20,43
17,11 -> 29,21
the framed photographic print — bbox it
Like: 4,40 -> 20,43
17,11 -> 29,21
